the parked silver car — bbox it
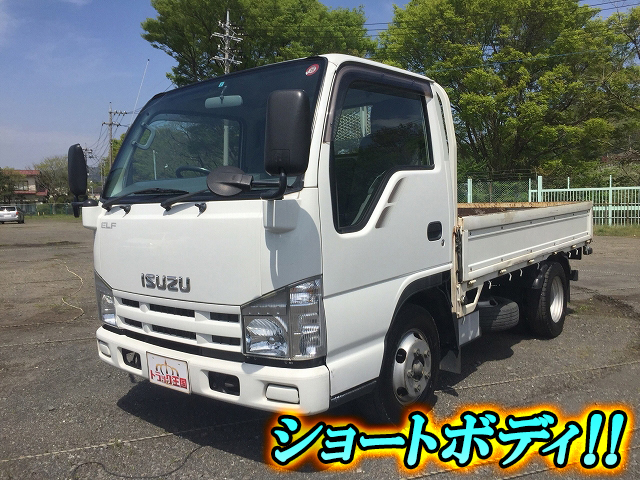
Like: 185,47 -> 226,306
0,205 -> 25,224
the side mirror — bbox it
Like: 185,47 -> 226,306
68,144 -> 96,217
68,144 -> 88,197
264,90 -> 311,177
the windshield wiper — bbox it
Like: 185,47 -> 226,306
160,167 -> 292,212
102,188 -> 189,211
160,189 -> 209,211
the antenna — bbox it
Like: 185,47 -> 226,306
131,59 -> 150,126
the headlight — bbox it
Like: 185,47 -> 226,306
94,272 -> 116,326
242,276 -> 325,360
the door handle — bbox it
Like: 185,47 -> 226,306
427,221 -> 442,241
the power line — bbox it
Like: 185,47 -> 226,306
84,2 -> 637,170
102,103 -> 129,170
427,48 -> 615,73
223,1 -> 639,33
211,9 -> 242,74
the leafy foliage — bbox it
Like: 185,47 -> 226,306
142,0 -> 375,86
0,168 -> 26,203
31,156 -> 72,202
604,7 -> 640,176
377,0 -> 639,175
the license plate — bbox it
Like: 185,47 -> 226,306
146,353 -> 190,393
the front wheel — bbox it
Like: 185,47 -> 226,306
368,304 -> 440,424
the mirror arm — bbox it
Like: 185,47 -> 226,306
260,170 -> 287,200
71,194 -> 98,217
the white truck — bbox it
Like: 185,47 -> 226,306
68,54 -> 592,422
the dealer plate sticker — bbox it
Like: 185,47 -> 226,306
147,353 -> 190,393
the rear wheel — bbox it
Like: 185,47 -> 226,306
367,304 -> 440,424
526,262 -> 567,338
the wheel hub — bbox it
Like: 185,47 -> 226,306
392,329 -> 432,405
549,275 -> 564,323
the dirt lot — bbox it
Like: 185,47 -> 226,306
0,218 -> 638,479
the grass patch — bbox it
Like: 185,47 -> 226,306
594,224 -> 640,237
25,214 -> 81,223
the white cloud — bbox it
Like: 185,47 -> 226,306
0,125 -> 94,169
0,0 -> 15,47
59,0 -> 92,6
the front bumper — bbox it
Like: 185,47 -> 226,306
96,326 -> 331,414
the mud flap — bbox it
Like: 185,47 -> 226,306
440,311 -> 481,374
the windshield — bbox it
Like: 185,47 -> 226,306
103,58 -> 327,201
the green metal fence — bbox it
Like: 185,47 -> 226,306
459,176 -> 640,225
15,176 -> 640,225
528,176 -> 640,226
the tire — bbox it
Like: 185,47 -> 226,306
526,261 -> 567,338
477,296 -> 520,332
366,304 -> 440,424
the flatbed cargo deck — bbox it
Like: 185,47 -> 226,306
457,201 -> 593,285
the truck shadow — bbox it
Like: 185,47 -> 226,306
436,327 -> 537,397
115,326 -> 552,465
117,381 -> 272,464
116,379 -> 365,467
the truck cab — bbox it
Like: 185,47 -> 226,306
68,54 -> 590,423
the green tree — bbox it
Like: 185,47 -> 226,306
111,132 -> 126,162
0,168 -> 26,203
604,6 -> 640,180
377,0 -> 634,175
32,156 -> 72,202
142,0 -> 375,86
612,6 -> 640,62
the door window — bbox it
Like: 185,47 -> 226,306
331,80 -> 432,231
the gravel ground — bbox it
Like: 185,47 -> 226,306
0,218 -> 638,479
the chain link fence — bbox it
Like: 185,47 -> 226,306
460,174 -> 640,225
458,178 -> 530,203
13,203 -> 73,216
10,174 -> 640,225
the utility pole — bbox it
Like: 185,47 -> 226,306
212,10 -> 242,74
211,10 -> 242,165
102,103 -> 128,170
82,146 -> 99,188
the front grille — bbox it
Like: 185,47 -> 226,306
124,318 -> 142,329
152,324 -> 197,340
210,312 -> 239,322
211,335 -> 241,346
122,298 -> 140,308
150,304 -> 195,318
115,294 -> 242,356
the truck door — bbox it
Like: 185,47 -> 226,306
318,66 -> 454,395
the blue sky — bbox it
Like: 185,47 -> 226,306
0,0 -> 636,170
